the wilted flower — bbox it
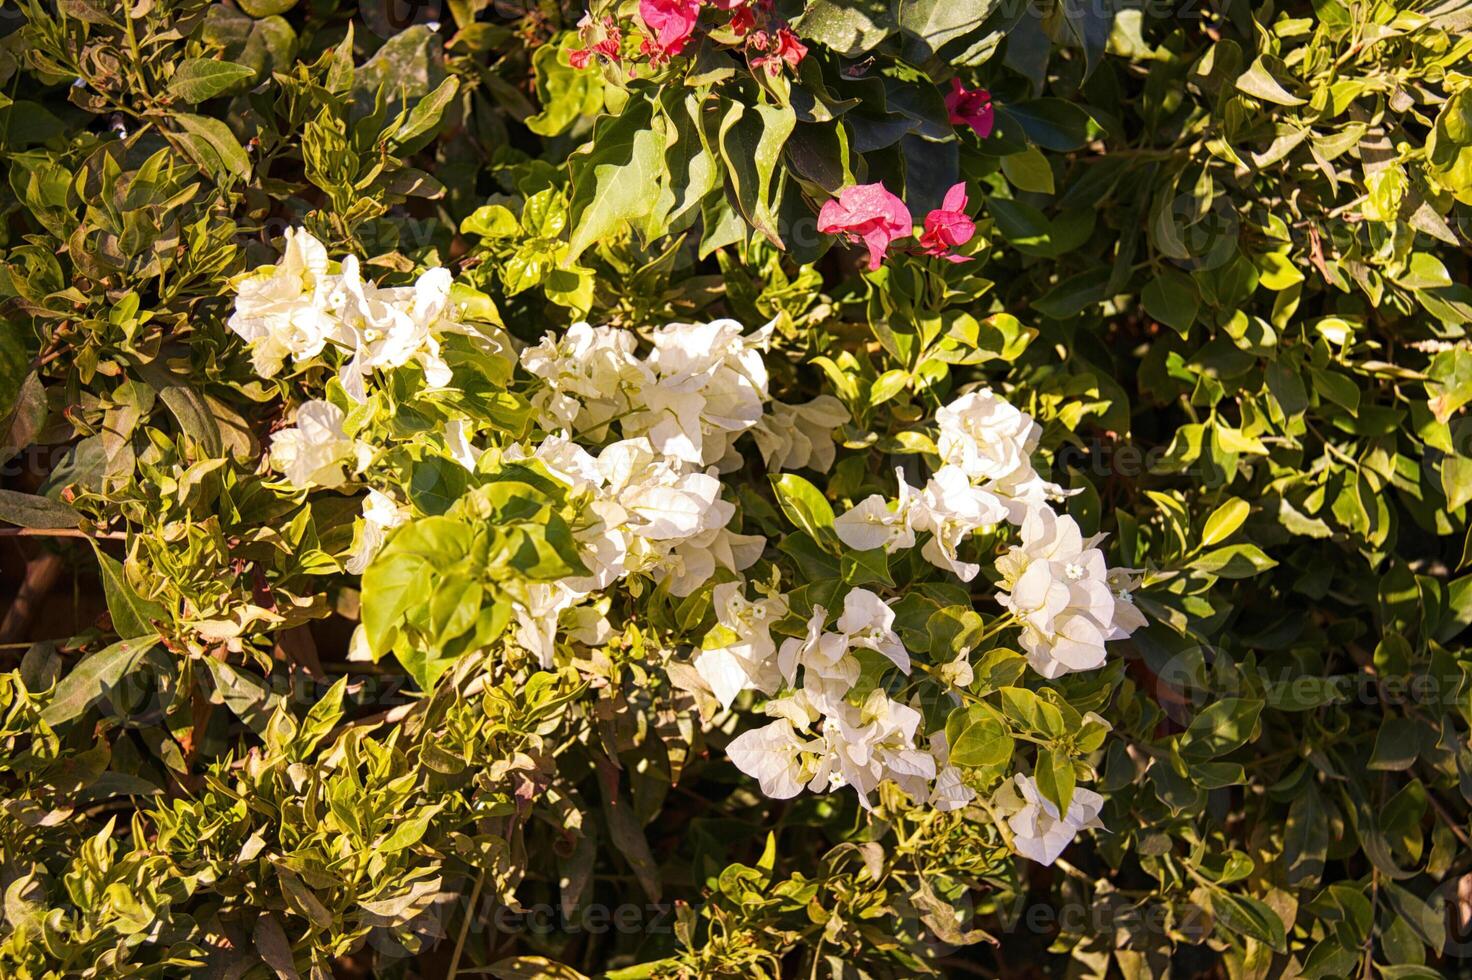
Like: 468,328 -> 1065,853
751,395 -> 849,472
752,27 -> 807,73
345,489 -> 408,575
569,12 -> 622,68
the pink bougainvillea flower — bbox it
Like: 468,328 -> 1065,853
569,13 -> 622,69
729,4 -> 756,35
945,78 -> 994,139
639,0 -> 702,60
817,182 -> 913,270
752,26 -> 807,74
918,183 -> 976,261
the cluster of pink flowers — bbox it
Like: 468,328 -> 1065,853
568,13 -> 622,69
816,182 -> 977,270
569,0 -> 805,73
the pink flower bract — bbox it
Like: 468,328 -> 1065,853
817,182 -> 913,270
639,0 -> 702,59
751,27 -> 807,74
919,183 -> 976,261
946,79 -> 994,139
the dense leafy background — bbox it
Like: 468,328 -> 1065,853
0,0 -> 1470,977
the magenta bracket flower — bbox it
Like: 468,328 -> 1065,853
639,0 -> 702,60
918,183 -> 977,262
946,79 -> 995,139
817,182 -> 913,270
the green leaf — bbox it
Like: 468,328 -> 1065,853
1284,784 -> 1328,885
527,35 -> 603,137
1180,698 -> 1263,760
172,113 -> 251,180
1000,99 -> 1096,152
389,76 -> 461,152
40,637 -> 159,726
1034,747 -> 1076,817
1189,544 -> 1277,578
157,385 -> 224,458
91,544 -> 168,639
1000,146 -> 1055,194
202,658 -> 279,735
1200,497 -> 1249,547
944,703 -> 1013,767
167,59 -> 257,103
771,474 -> 836,544
0,489 -> 82,529
719,101 -> 796,248
1235,57 -> 1304,105
794,0 -> 895,56
1209,890 -> 1286,951
893,0 -> 1001,59
566,99 -> 665,262
1142,269 -> 1200,337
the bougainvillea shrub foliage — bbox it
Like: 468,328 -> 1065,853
1,0 -> 1471,976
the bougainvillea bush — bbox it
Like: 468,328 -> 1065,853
1,0 -> 1471,976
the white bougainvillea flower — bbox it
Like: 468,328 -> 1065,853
633,319 -> 773,467
661,526 -> 765,597
777,605 -> 859,704
834,469 -> 919,553
935,389 -> 1041,483
987,465 -> 1079,526
1106,567 -> 1149,638
1002,774 -> 1104,866
623,468 -> 724,540
521,322 -> 648,436
835,588 -> 910,674
333,259 -> 454,402
807,691 -> 932,807
345,488 -> 409,574
910,466 -> 1008,581
695,582 -> 789,707
441,419 -> 481,472
512,582 -> 611,668
752,395 -> 849,472
726,717 -> 816,799
269,400 -> 368,489
228,228 -> 336,377
994,507 -> 1129,678
926,732 -> 976,811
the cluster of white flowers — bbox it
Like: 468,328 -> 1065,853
753,389 -> 1140,862
228,228 -> 455,400
229,233 -> 1142,867
833,389 -> 1144,679
231,229 -> 469,568
504,318 -> 813,667
718,587 -> 975,812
